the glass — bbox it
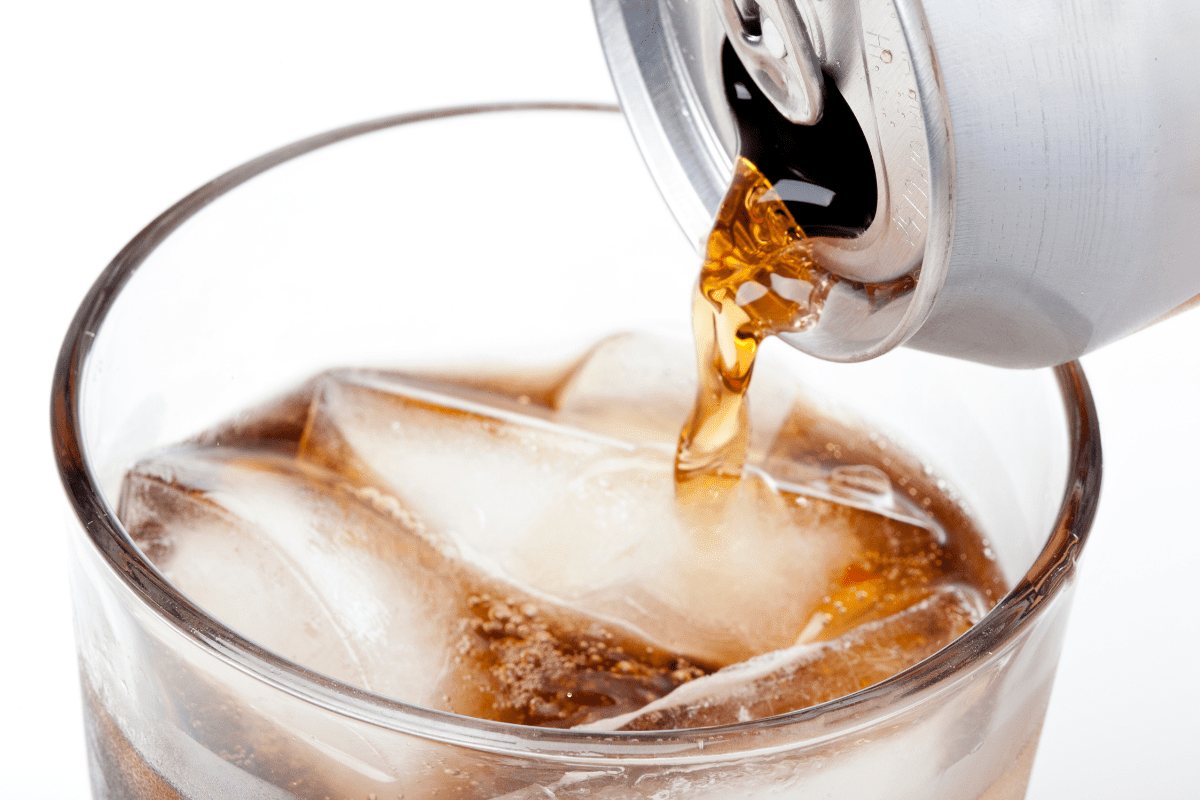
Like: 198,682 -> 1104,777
53,104 -> 1100,799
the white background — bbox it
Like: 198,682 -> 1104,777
3,1 -> 1197,797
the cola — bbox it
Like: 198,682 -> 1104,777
97,323 -> 1005,796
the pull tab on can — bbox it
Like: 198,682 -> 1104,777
593,0 -> 954,362
714,0 -> 825,126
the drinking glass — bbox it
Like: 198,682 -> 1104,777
53,104 -> 1100,799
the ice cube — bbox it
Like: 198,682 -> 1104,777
549,333 -> 697,444
550,333 -> 799,458
298,369 -> 635,569
118,446 -> 705,727
582,584 -> 988,732
119,446 -> 464,706
517,458 -> 860,666
297,371 -> 959,668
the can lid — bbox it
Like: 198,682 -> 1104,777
593,0 -> 956,361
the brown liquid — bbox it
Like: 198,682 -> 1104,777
676,155 -> 831,500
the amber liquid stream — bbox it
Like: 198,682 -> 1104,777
675,156 -> 833,500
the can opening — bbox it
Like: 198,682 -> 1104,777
722,40 -> 877,240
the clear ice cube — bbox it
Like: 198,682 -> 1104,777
582,583 -> 988,732
297,369 -> 636,568
550,333 -> 799,457
550,333 -> 696,444
119,447 -> 458,706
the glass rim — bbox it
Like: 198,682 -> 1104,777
51,101 -> 1103,762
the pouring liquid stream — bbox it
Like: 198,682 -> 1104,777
675,44 -> 879,505
674,156 -> 833,504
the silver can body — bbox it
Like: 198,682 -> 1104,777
595,0 -> 1200,367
